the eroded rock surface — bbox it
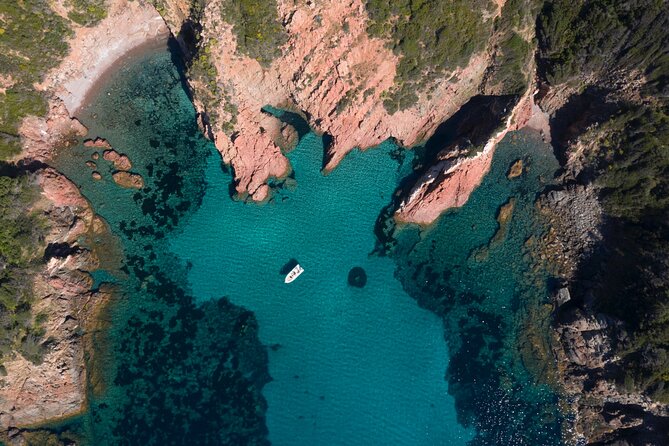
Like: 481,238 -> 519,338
112,171 -> 144,189
103,149 -> 132,171
0,169 -> 102,429
163,0 -> 494,202
395,91 -> 540,225
535,183 -> 669,444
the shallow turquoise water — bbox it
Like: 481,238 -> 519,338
48,47 -> 564,445
171,134 -> 471,445
391,131 -> 564,445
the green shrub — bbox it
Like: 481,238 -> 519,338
537,0 -> 669,92
0,0 -> 71,160
596,107 -> 669,221
365,0 -> 495,111
66,0 -> 108,27
220,0 -> 287,65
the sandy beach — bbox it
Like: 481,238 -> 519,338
41,0 -> 170,116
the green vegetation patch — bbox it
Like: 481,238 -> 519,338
188,40 -> 222,122
488,32 -> 533,95
537,0 -> 669,94
187,39 -> 238,133
364,0 -> 495,112
584,105 -> 669,402
66,0 -> 108,27
0,0 -> 71,159
219,0 -> 288,65
484,0 -> 541,95
596,107 -> 669,221
0,174 -> 48,365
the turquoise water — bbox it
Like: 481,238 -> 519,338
53,47 -> 272,444
171,134 -> 470,445
391,131 -> 564,445
48,46 -> 565,445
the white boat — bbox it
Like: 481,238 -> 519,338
284,264 -> 304,283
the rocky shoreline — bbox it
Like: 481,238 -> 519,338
159,0 -> 536,207
2,0 -> 666,444
1,0 -> 171,437
0,165 -> 111,432
534,182 -> 669,445
532,76 -> 669,442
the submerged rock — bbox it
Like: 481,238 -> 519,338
112,171 -> 144,189
83,137 -> 111,148
507,159 -> 524,178
348,267 -> 367,288
470,197 -> 516,262
103,149 -> 132,171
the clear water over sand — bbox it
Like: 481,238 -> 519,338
171,133 -> 471,445
51,47 -> 563,445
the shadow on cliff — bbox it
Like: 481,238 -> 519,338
547,86 -> 618,171
372,94 -> 519,254
166,1 -> 217,141
0,159 -> 48,177
260,105 -> 311,140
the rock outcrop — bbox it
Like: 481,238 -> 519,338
551,297 -> 669,445
103,149 -> 132,171
162,0 -> 494,202
536,183 -> 669,444
112,171 -> 144,189
394,90 -> 547,225
0,167 -> 102,429
507,159 -> 524,178
83,137 -> 112,149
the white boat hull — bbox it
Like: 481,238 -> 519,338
285,264 -> 304,283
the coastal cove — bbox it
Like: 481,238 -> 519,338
46,45 -> 563,445
3,0 -> 669,443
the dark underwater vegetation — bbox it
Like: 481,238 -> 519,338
36,43 -> 565,446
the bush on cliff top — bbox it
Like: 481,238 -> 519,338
482,0 -> 542,96
596,106 -> 669,221
537,0 -> 669,96
364,0 -> 495,112
0,174 -> 48,365
0,0 -> 71,159
66,0 -> 108,27
219,0 -> 287,65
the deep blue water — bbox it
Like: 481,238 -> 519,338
49,47 -> 564,445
